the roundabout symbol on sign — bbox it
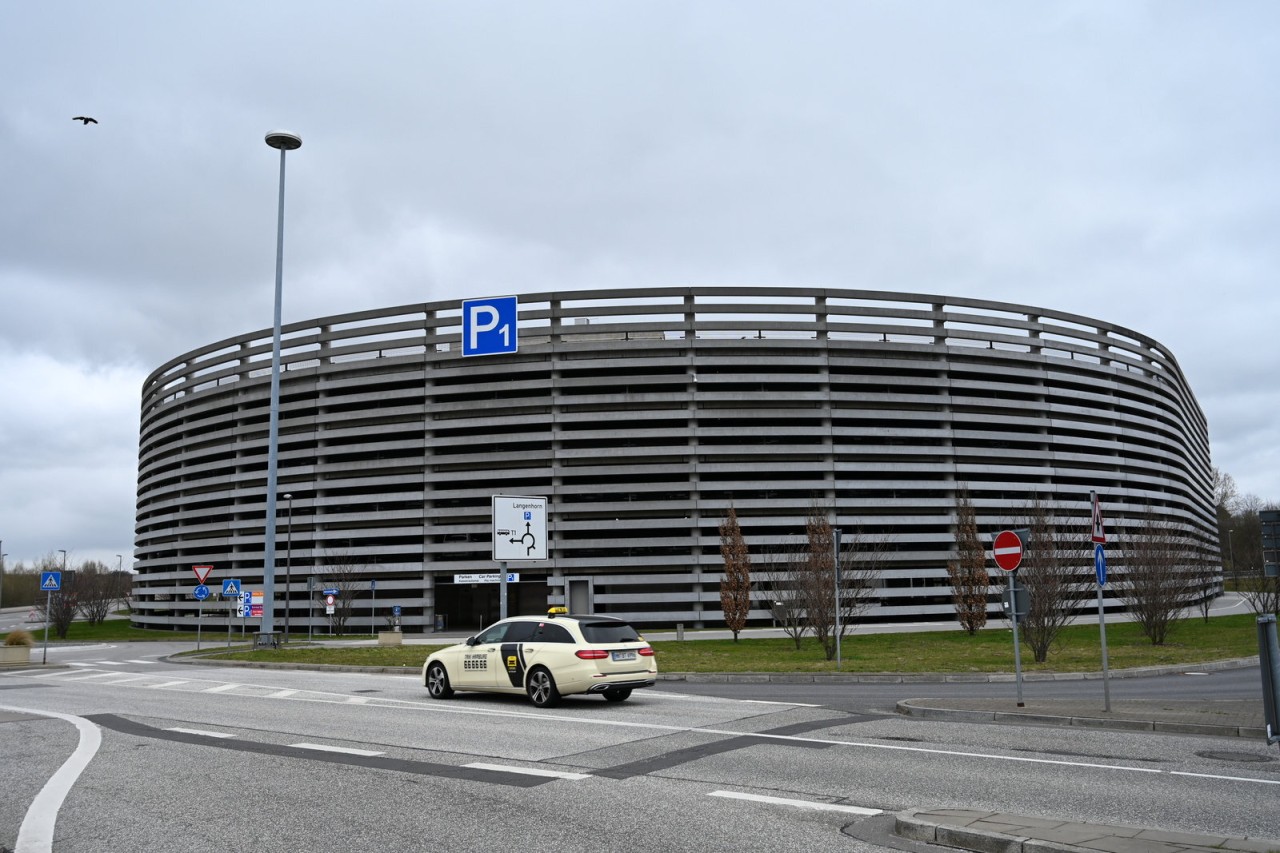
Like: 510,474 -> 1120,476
992,529 -> 1024,572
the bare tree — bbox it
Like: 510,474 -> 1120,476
759,540 -> 809,649
795,498 -> 888,661
1014,497 -> 1090,663
836,526 -> 888,637
75,560 -> 117,626
321,549 -> 366,634
797,500 -> 838,659
1120,514 -> 1198,644
718,507 -> 753,641
1235,497 -> 1279,616
947,487 -> 991,635
1213,468 -> 1238,583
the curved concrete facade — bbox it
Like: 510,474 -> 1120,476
133,287 -> 1218,633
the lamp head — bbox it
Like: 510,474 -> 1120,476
265,130 -> 302,151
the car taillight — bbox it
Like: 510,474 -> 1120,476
638,647 -> 655,656
575,649 -> 610,659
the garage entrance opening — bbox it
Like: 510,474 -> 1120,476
433,575 -> 548,633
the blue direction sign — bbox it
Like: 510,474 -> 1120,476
461,296 -> 518,357
392,605 -> 402,617
222,579 -> 242,597
322,587 -> 338,596
41,571 -> 61,591
1094,543 -> 1107,586
193,585 -> 211,601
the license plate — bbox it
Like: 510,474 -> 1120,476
611,650 -> 636,662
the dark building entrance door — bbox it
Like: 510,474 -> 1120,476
434,575 -> 546,632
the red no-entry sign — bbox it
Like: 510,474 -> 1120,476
992,530 -> 1024,572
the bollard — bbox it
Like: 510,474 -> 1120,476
676,623 -> 684,641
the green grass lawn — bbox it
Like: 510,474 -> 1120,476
177,613 -> 1263,673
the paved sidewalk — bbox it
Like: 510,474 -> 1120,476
896,808 -> 1280,853
897,696 -> 1267,739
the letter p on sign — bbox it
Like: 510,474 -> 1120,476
462,296 -> 518,357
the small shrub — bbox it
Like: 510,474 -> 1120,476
4,629 -> 34,647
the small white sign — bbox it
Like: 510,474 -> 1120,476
454,573 -> 520,584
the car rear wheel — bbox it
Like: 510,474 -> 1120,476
426,662 -> 454,699
603,688 -> 632,703
526,667 -> 561,708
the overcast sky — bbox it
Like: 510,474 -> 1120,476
2,2 -> 1277,572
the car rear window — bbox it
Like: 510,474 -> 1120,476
580,621 -> 641,643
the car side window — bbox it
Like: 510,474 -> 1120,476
503,621 -> 537,643
475,623 -> 509,645
532,623 -> 574,643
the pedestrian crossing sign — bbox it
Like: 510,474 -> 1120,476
222,579 -> 242,597
41,571 -> 61,591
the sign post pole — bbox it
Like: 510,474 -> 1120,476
1010,573 -> 1024,707
993,529 -> 1026,707
43,587 -> 52,665
1091,491 -> 1111,712
833,528 -> 843,670
500,562 -> 509,621
39,571 -> 61,665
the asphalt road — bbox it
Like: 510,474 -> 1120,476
2,641 -> 1277,852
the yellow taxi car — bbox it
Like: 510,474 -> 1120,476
422,608 -> 657,707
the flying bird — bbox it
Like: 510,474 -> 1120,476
72,116 -> 98,125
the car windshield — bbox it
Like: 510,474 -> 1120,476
580,621 -> 640,643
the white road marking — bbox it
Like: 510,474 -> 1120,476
12,668 -> 1274,791
101,676 -> 153,685
709,790 -> 882,816
290,743 -> 384,757
125,660 -> 159,665
203,683 -> 241,693
465,762 -> 592,780
269,689 -> 299,698
167,727 -> 235,738
64,672 -> 120,681
2,705 -> 102,853
649,691 -> 821,707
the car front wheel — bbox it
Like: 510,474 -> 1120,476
426,662 -> 454,699
526,667 -> 561,708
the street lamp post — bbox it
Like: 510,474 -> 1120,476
283,493 -> 293,642
259,129 -> 301,648
0,538 -> 5,611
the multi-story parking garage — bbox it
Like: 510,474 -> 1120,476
132,287 -> 1218,633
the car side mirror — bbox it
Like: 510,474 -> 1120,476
465,636 -> 477,647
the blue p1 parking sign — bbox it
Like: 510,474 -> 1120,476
462,296 -> 518,357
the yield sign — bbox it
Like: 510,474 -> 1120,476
192,564 -> 213,584
992,529 -> 1024,572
